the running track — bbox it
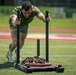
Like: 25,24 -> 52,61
0,32 -> 76,41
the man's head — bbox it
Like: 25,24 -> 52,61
21,1 -> 32,18
22,1 -> 32,11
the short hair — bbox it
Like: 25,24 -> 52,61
22,1 -> 32,11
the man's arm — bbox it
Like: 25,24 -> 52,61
37,12 -> 51,22
10,6 -> 21,26
10,14 -> 20,26
11,14 -> 17,26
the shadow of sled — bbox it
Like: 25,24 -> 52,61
0,62 -> 14,69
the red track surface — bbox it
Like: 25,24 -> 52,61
0,27 -> 76,41
0,26 -> 76,32
0,33 -> 76,41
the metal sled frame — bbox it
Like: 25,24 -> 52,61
15,10 -> 64,73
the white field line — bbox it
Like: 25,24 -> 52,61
0,42 -> 76,65
0,54 -> 76,57
0,44 -> 76,58
21,50 -> 76,66
0,43 -> 76,58
0,44 -> 76,48
0,32 -> 76,40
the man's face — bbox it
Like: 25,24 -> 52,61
21,9 -> 32,18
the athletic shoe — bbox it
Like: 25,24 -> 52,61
6,51 -> 14,63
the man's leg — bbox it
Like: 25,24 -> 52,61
6,25 -> 28,62
14,32 -> 27,62
15,32 -> 27,54
20,32 -> 27,48
6,29 -> 17,62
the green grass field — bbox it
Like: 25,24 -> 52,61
0,6 -> 76,75
0,39 -> 76,75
